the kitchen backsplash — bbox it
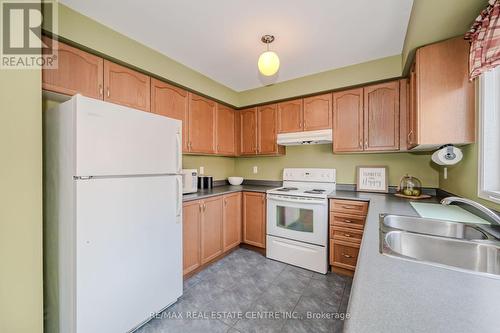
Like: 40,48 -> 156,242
234,144 -> 439,187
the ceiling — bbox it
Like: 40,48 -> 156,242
60,0 -> 413,92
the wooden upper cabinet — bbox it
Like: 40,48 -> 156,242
333,89 -> 364,152
408,63 -> 418,148
42,37 -> 103,99
104,60 -> 150,111
242,192 -> 266,248
258,104 -> 279,154
222,193 -> 242,252
303,93 -> 332,131
188,93 -> 216,154
412,37 -> 475,147
240,108 -> 258,155
151,78 -> 189,152
200,196 -> 223,264
399,79 -> 410,151
216,104 -> 236,156
277,99 -> 303,133
182,200 -> 201,275
363,81 -> 400,151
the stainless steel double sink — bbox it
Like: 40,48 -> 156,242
379,214 -> 500,278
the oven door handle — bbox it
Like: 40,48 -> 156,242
267,196 -> 326,205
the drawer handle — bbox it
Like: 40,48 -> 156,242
344,233 -> 351,237
341,205 -> 356,209
343,219 -> 352,223
342,253 -> 353,258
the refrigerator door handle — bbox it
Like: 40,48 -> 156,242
176,131 -> 182,173
176,176 -> 182,219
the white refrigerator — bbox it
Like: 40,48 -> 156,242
44,95 -> 183,333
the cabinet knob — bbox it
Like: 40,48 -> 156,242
106,87 -> 110,98
99,84 -> 103,97
344,233 -> 351,237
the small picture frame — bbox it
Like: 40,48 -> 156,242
356,166 -> 389,193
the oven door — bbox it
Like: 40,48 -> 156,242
267,194 -> 328,246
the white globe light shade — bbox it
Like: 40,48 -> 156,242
258,51 -> 280,76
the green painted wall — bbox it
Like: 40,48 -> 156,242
235,145 -> 439,187
439,144 -> 500,211
238,55 -> 402,106
182,155 -> 236,180
0,71 -> 43,331
48,4 -> 240,106
401,0 -> 487,73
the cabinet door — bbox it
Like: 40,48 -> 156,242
416,37 -> 475,145
200,196 -> 223,264
257,104 -> 279,154
408,64 -> 418,148
303,93 -> 332,131
42,37 -> 104,99
216,104 -> 236,156
151,78 -> 189,152
333,89 -> 364,152
183,200 -> 201,275
103,60 -> 150,112
399,79 -> 409,151
242,192 -> 266,248
277,99 -> 303,133
240,108 -> 258,155
363,81 -> 400,151
222,193 -> 242,252
188,93 -> 216,153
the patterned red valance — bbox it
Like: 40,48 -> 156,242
465,0 -> 500,80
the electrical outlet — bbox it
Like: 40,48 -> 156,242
253,166 -> 258,174
199,166 -> 204,175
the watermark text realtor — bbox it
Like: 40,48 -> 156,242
1,0 -> 58,69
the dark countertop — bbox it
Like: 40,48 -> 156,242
182,185 -> 274,202
340,192 -> 500,333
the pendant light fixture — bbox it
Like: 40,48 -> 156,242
258,35 -> 280,76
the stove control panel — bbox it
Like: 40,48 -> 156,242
282,168 -> 336,183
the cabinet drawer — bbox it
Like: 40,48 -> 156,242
330,240 -> 360,270
330,212 -> 366,230
330,199 -> 368,215
330,226 -> 363,244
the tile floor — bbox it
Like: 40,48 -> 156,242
136,248 -> 352,333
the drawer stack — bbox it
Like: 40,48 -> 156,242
329,199 -> 369,276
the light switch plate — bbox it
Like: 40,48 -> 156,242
253,166 -> 258,174
199,166 -> 204,175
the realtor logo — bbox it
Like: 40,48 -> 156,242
1,0 -> 58,69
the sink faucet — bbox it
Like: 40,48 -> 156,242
441,197 -> 500,225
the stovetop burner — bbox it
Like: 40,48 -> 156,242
304,189 -> 326,194
276,187 -> 299,192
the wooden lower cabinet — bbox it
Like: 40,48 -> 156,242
182,192 -> 249,276
329,199 -> 368,276
330,240 -> 360,271
222,193 -> 242,252
182,200 -> 202,275
200,196 -> 223,264
242,192 -> 266,248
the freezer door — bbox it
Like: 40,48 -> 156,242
75,95 -> 182,176
75,175 -> 182,333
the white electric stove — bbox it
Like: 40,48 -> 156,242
266,168 -> 336,274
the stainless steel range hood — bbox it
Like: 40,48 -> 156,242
277,129 -> 333,146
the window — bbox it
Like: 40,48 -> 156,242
478,66 -> 500,204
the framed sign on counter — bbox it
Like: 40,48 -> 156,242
356,166 -> 389,193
